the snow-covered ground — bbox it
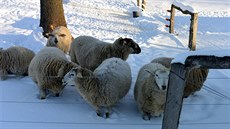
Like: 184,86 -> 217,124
0,0 -> 229,129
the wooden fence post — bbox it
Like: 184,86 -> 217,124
162,63 -> 187,129
167,4 -> 198,50
169,5 -> 175,33
137,0 -> 147,10
162,55 -> 230,129
188,13 -> 198,51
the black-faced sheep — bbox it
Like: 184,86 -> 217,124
28,47 -> 78,99
63,57 -> 132,118
46,26 -> 74,54
0,46 -> 35,80
69,35 -> 141,71
151,57 -> 209,98
134,62 -> 170,120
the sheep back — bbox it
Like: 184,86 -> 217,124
46,26 -> 73,54
94,57 -> 132,102
184,68 -> 209,97
69,35 -> 141,71
72,57 -> 131,114
29,47 -> 77,99
0,46 -> 35,80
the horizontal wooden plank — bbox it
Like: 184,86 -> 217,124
185,56 -> 230,69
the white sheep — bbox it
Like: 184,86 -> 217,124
46,26 -> 74,54
151,57 -> 209,98
134,62 -> 170,120
28,47 -> 78,99
63,57 -> 132,118
69,35 -> 141,71
0,46 -> 35,80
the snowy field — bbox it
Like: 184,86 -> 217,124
0,0 -> 230,129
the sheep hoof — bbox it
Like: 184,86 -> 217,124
97,112 -> 101,117
142,114 -> 151,120
105,112 -> 110,118
183,95 -> 189,98
55,93 -> 60,97
40,96 -> 46,100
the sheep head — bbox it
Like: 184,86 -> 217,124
145,69 -> 169,91
62,66 -> 94,86
46,26 -> 73,53
62,67 -> 78,86
115,37 -> 141,54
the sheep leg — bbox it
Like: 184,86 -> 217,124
38,87 -> 46,100
142,112 -> 151,120
105,107 -> 111,118
96,109 -> 102,117
93,106 -> 102,117
0,69 -> 8,80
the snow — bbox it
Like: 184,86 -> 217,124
0,0 -> 230,129
173,0 -> 198,13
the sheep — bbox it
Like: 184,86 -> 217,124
0,46 -> 35,80
69,35 -> 141,71
63,57 -> 132,118
151,57 -> 209,98
134,62 -> 170,120
28,47 -> 78,99
46,26 -> 74,54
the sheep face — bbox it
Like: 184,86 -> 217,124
46,26 -> 73,53
62,67 -> 78,87
116,38 -> 141,54
154,70 -> 169,90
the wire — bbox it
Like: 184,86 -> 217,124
203,84 -> 230,101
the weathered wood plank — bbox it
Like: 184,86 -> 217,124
185,56 -> 230,69
162,63 -> 187,129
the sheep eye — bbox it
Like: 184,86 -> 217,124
70,73 -> 75,77
59,34 -> 66,37
48,34 -> 54,37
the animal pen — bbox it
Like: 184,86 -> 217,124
166,4 -> 198,51
161,52 -> 230,129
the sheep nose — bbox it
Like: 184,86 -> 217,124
133,45 -> 141,54
162,85 -> 166,90
54,38 -> 58,43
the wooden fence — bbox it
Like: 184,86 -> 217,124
167,4 -> 198,51
162,55 -> 230,129
137,0 -> 147,10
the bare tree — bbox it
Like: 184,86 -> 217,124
39,0 -> 67,38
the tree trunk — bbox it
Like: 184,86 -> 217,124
39,0 -> 67,38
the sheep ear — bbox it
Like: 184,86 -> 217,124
122,39 -> 127,45
71,36 -> 74,41
117,37 -> 124,44
77,72 -> 83,78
